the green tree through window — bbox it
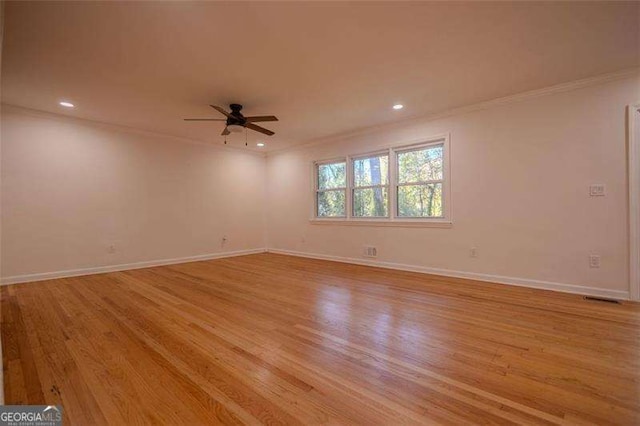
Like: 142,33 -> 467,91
397,145 -> 443,217
353,154 -> 389,217
314,140 -> 446,221
316,161 -> 346,217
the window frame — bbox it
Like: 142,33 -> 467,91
351,150 -> 390,219
311,134 -> 451,227
314,158 -> 348,219
394,141 -> 446,220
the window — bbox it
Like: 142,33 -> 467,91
313,137 -> 449,224
316,160 -> 346,217
396,144 -> 444,218
352,153 -> 389,217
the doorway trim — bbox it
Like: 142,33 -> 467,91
629,103 -> 640,301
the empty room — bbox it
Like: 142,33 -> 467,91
1,1 -> 639,425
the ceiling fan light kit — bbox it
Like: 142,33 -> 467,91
227,124 -> 244,133
184,103 -> 278,144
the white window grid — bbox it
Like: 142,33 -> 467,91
312,135 -> 450,223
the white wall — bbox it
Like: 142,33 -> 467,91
266,75 -> 640,299
1,106 -> 267,281
2,75 -> 638,299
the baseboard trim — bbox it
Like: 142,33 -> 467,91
1,248 -> 268,285
3,247 -> 630,300
267,248 -> 630,300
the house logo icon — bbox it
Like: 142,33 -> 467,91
41,405 -> 62,423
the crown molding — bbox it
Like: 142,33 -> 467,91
268,67 -> 640,156
4,67 -> 637,158
1,104 -> 268,158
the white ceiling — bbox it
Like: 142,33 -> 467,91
2,1 -> 639,151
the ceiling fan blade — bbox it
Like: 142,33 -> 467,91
210,105 -> 232,118
245,122 -> 275,136
221,127 -> 231,136
244,115 -> 279,123
184,118 -> 226,121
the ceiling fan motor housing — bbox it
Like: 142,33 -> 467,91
228,104 -> 246,126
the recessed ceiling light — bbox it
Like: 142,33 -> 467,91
59,101 -> 75,108
256,142 -> 265,147
392,104 -> 404,110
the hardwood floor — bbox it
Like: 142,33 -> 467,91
1,253 -> 639,425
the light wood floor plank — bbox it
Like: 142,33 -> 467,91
2,253 -> 639,425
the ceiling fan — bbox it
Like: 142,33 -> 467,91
184,104 -> 278,136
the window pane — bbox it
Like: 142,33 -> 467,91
397,145 -> 443,183
353,187 -> 389,217
317,162 -> 346,190
317,190 -> 346,217
353,155 -> 389,187
397,184 -> 442,217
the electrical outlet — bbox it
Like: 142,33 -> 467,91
222,235 -> 228,244
470,247 -> 478,258
589,184 -> 606,196
363,246 -> 377,258
589,254 -> 601,268
107,245 -> 116,254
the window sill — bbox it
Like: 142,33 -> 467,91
309,219 -> 453,228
